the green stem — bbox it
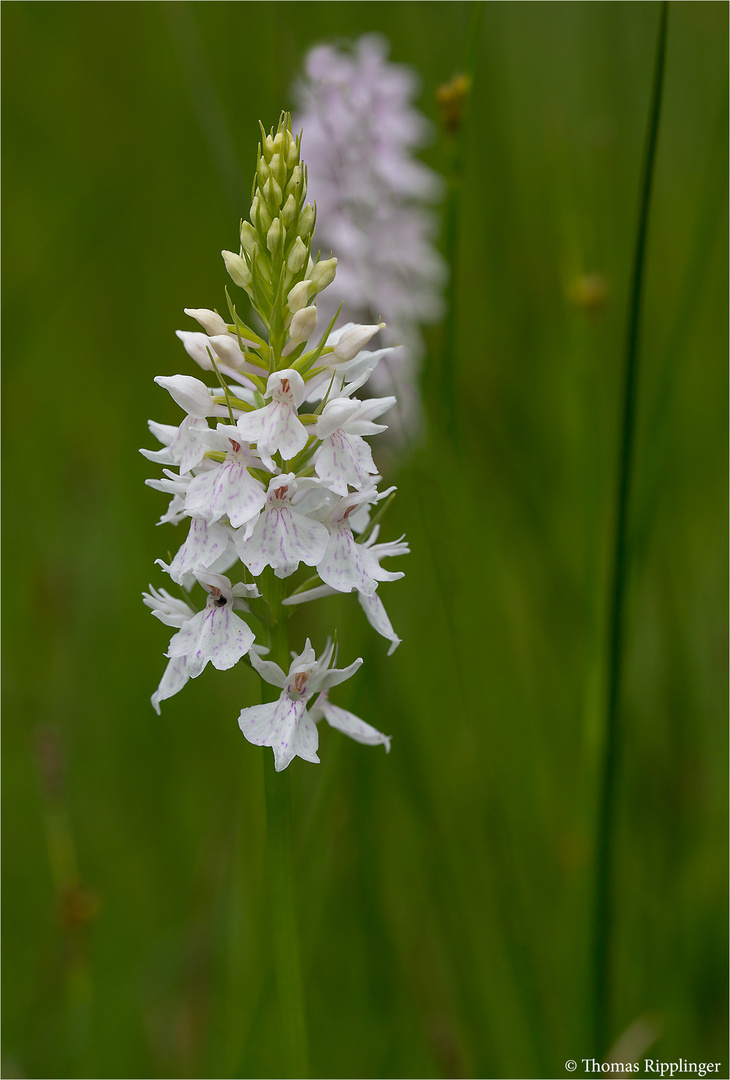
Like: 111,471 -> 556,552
429,0 -> 486,445
592,1 -> 668,1056
260,572 -> 309,1078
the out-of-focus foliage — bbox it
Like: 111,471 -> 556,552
2,3 -> 726,1078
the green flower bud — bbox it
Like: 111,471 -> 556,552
287,280 -> 312,314
262,134 -> 275,162
286,135 -> 299,170
297,204 -> 315,240
256,200 -> 272,234
281,194 -> 297,229
269,152 -> 287,188
263,176 -> 283,209
267,219 -> 284,255
222,250 -> 252,290
309,257 -> 337,293
287,237 -> 308,274
284,166 -> 302,201
240,221 -> 257,258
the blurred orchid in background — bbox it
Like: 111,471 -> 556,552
293,34 -> 447,442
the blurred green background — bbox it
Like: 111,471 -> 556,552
3,2 -> 727,1078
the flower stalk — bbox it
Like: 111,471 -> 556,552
263,758 -> 309,1075
260,574 -> 309,1078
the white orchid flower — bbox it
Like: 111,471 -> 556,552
235,473 -> 329,579
239,640 -> 362,771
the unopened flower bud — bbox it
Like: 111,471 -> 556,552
240,222 -> 257,257
266,219 -> 284,254
263,176 -> 283,209
273,131 -> 285,154
287,280 -> 312,314
288,305 -> 318,347
285,136 -> 299,170
222,250 -> 252,289
176,330 -> 217,371
309,257 -> 337,293
284,165 -> 302,200
297,204 -> 315,239
154,374 -> 213,418
287,236 -> 308,274
333,322 -> 385,362
256,201 -> 272,234
262,134 -> 275,161
281,194 -> 297,229
269,152 -> 286,187
184,308 -> 229,336
209,334 -> 253,366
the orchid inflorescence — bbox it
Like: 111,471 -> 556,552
142,114 -> 407,772
293,35 -> 446,440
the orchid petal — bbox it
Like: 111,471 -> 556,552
185,445 -> 266,527
158,518 -> 231,584
238,696 -> 318,772
358,592 -> 401,655
151,656 -> 190,715
167,604 -> 254,677
310,692 -> 391,751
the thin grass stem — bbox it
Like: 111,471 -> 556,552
592,0 -> 669,1056
427,0 -> 486,446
